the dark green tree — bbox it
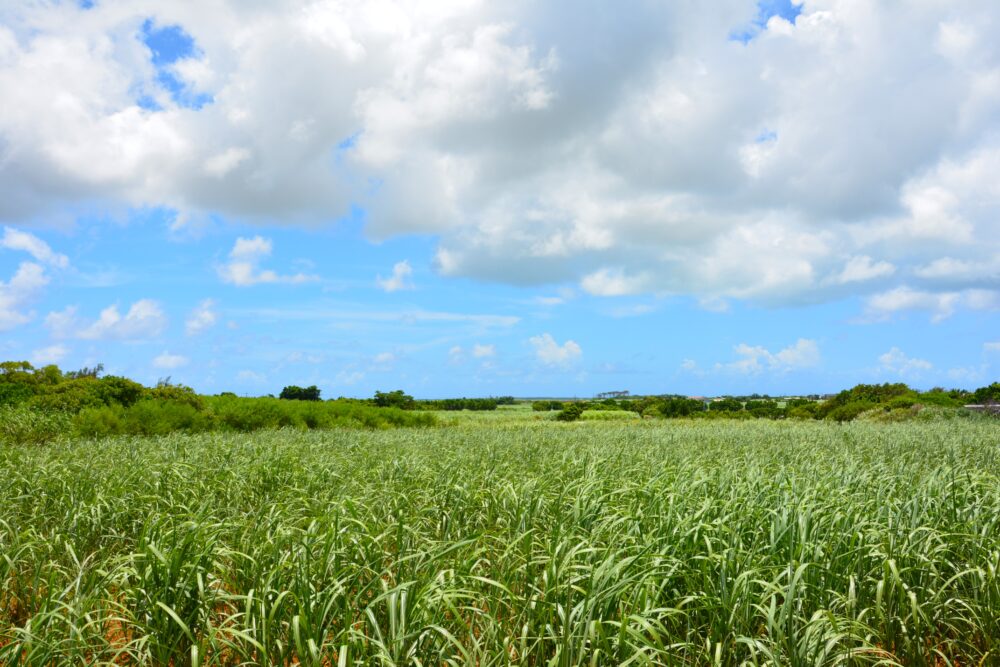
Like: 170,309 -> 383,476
373,389 -> 415,409
279,385 -> 322,401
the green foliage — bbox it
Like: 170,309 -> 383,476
830,382 -> 912,407
372,389 -> 415,409
531,400 -> 565,411
0,380 -> 35,407
418,397 -> 499,411
656,396 -> 706,418
745,399 -> 783,418
709,397 -> 744,412
0,406 -> 71,445
96,375 -> 146,407
787,402 -> 820,420
25,377 -> 105,412
972,382 -> 1000,404
145,383 -> 206,410
1,421 -> 999,664
825,401 -> 877,422
72,405 -> 126,438
279,384 -> 322,401
554,403 -> 584,421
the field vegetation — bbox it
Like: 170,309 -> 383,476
2,419 -> 999,665
0,362 -> 434,445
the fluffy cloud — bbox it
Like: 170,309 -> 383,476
449,342 -> 496,364
863,286 -> 999,323
185,298 -> 218,335
0,262 -> 48,330
826,256 -> 896,285
2,2 -> 1000,313
725,338 -> 820,374
472,343 -> 495,358
152,350 -> 189,369
878,347 -> 932,377
217,236 -> 317,286
46,299 -> 167,340
376,260 -> 414,292
2,228 -> 69,268
530,333 -> 581,367
236,369 -> 266,383
0,227 -> 67,330
986,341 -> 1000,352
30,343 -> 69,366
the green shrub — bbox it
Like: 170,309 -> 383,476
279,385 -> 322,401
122,400 -> 217,436
97,376 -> 146,407
787,402 -> 819,420
825,401 -> 876,422
145,384 -> 206,410
0,407 -> 71,445
373,389 -> 415,409
73,406 -> 125,438
555,404 -> 584,422
26,379 -> 106,412
709,398 -> 743,412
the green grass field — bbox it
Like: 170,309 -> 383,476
2,419 -> 999,665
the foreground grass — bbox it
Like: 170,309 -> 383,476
1,420 -> 998,665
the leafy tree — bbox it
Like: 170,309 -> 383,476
373,389 -> 415,410
746,400 -> 782,419
279,385 -> 322,401
709,398 -> 743,412
65,363 -> 104,379
972,382 -> 1000,404
555,403 -> 584,421
97,376 -> 146,408
657,397 -> 706,418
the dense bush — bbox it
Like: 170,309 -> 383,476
709,397 -> 744,412
554,403 -> 585,422
279,385 -> 322,401
372,389 -> 416,410
656,397 -> 706,418
0,407 -> 71,445
532,400 -> 565,411
418,397 -> 499,411
825,401 -> 877,423
972,382 -> 1000,404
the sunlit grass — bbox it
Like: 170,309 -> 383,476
1,420 -> 998,665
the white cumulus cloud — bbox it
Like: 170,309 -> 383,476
1,228 -> 69,268
30,343 -> 69,366
1,2 -> 1000,315
185,299 -> 218,335
0,262 -> 47,331
153,351 -> 189,370
376,260 -> 414,292
530,333 -> 581,367
472,343 -> 495,358
725,338 -> 820,375
217,236 -> 317,286
863,286 -> 999,323
46,299 -> 168,341
878,347 -> 933,377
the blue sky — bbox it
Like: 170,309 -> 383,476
1,1 -> 998,397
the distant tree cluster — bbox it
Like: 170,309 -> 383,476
372,389 -> 416,410
279,385 -> 321,401
0,362 -> 436,445
416,397 -> 510,411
